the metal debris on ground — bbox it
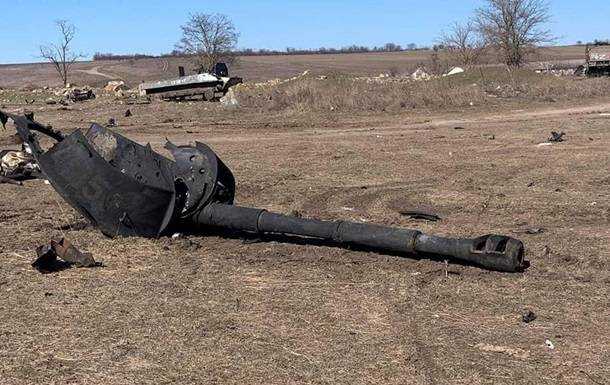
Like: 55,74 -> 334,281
398,209 -> 442,222
515,227 -> 545,235
125,97 -> 151,105
548,131 -> 566,142
4,110 -> 528,273
0,175 -> 22,185
0,148 -> 40,181
52,238 -> 97,267
522,310 -> 537,323
67,88 -> 95,102
32,238 -> 99,273
32,243 -> 66,273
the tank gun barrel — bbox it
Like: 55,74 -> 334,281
195,203 -> 525,272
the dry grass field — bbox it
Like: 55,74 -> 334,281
0,45 -> 588,88
0,50 -> 608,385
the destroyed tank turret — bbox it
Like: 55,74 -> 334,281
1,110 -> 527,273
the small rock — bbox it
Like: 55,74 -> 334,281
220,88 -> 239,108
104,80 -> 126,93
124,109 -> 132,117
444,67 -> 465,76
411,68 -> 431,81
106,118 -> 116,127
545,339 -> 555,350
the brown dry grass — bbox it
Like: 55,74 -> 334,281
236,69 -> 610,114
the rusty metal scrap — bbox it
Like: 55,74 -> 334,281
67,88 -> 95,102
32,238 -> 98,273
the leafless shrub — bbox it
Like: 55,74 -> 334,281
176,13 -> 239,73
427,48 -> 451,75
476,0 -> 554,67
439,21 -> 486,67
39,20 -> 84,87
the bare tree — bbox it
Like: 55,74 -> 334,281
476,0 -> 554,67
176,13 -> 239,73
39,20 -> 83,87
439,21 -> 486,67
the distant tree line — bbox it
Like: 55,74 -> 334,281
93,42 -> 423,62
575,39 -> 609,46
92,52 -> 157,61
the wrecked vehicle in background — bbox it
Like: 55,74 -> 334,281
0,109 -> 527,273
139,63 -> 243,101
585,44 -> 610,77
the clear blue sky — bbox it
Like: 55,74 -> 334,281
0,0 -> 607,64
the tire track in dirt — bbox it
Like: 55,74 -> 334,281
75,65 -> 119,79
150,101 -> 610,147
387,276 -> 452,385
